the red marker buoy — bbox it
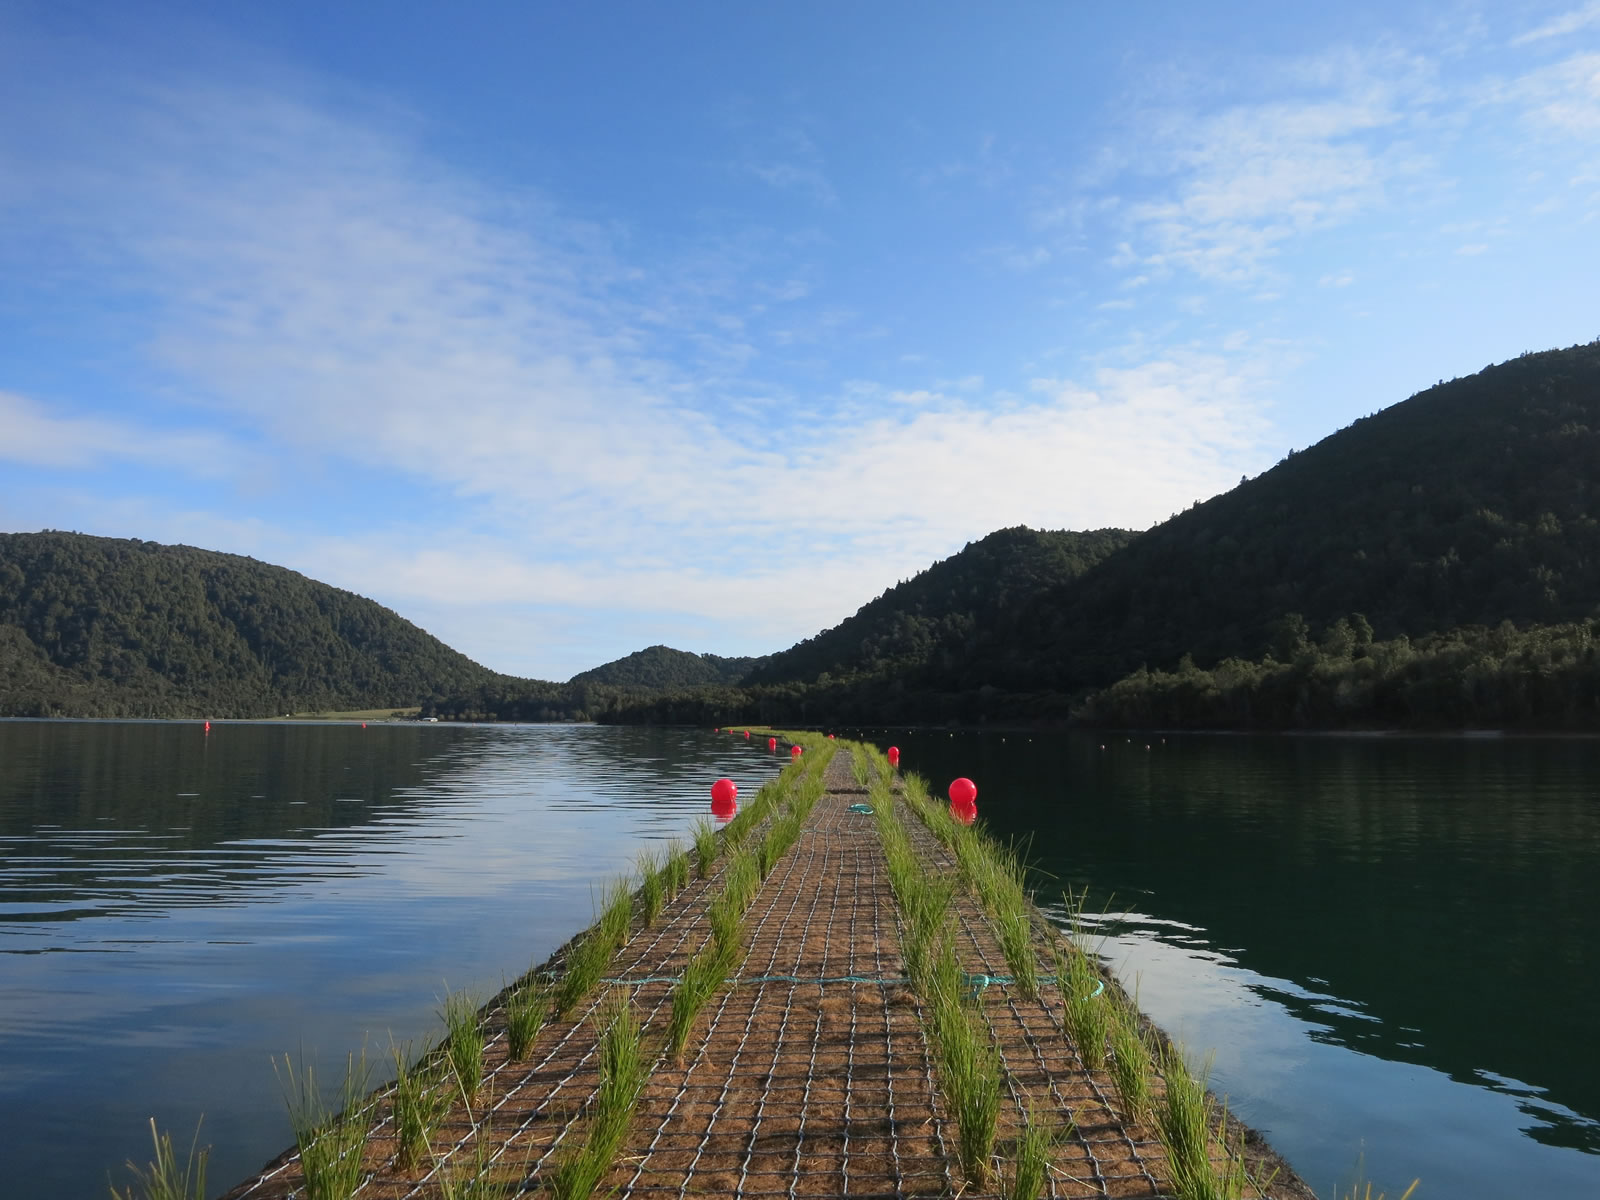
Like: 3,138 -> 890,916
768,737 -> 778,751
790,744 -> 802,758
710,777 -> 738,820
828,733 -> 835,740
714,727 -> 720,733
204,720 -> 211,734
744,730 -> 750,739
361,722 -> 367,729
949,777 -> 977,824
887,746 -> 900,768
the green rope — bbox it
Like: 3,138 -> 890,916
592,971 -> 1107,999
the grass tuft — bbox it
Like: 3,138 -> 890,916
277,1051 -> 372,1200
1009,1106 -> 1065,1200
436,1132 -> 519,1200
692,819 -> 718,880
1108,1007 -> 1153,1126
547,999 -> 647,1200
1056,941 -> 1109,1071
109,1117 -> 209,1200
505,981 -> 549,1061
637,849 -> 665,926
440,988 -> 485,1098
388,1042 -> 447,1172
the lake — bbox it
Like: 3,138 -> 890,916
0,720 -> 786,1199
859,727 -> 1600,1199
2,723 -> 1596,1199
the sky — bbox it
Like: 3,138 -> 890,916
2,1 -> 1598,680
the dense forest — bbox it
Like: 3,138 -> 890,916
0,533 -> 498,717
569,645 -> 762,690
1077,616 -> 1600,730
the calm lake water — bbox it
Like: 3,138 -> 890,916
0,720 -> 785,1199
3,723 -> 1596,1199
858,728 -> 1600,1200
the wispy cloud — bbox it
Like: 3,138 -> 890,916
1511,2 -> 1600,46
0,391 -> 245,476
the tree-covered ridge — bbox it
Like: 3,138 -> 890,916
746,526 -> 1136,686
0,532 -> 499,717
965,342 -> 1600,695
1076,616 -> 1600,731
568,644 -> 763,690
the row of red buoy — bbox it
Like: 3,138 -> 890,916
706,731 -> 977,826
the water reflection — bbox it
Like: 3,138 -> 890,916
0,721 -> 782,1199
860,728 -> 1600,1199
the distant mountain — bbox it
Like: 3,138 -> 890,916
966,341 -> 1600,697
569,644 -> 762,691
746,526 -> 1136,686
0,532 -> 498,717
609,341 -> 1600,727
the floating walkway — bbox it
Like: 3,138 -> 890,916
221,738 -> 1313,1200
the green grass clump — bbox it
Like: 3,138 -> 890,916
668,936 -> 738,1060
436,1133 -> 518,1200
440,988 -> 485,1098
995,908 -> 1039,999
662,840 -> 689,897
387,1041 -> 447,1171
555,879 -> 634,1017
547,999 -> 647,1200
1009,1106 -> 1064,1200
109,1118 -> 209,1200
1108,1009 -> 1153,1126
1154,1050 -> 1252,1200
1057,942 -> 1109,1071
927,940 -> 1001,1188
505,981 -> 549,1061
277,1051 -> 372,1200
692,819 -> 718,880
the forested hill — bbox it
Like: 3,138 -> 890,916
569,645 -> 762,690
745,526 -> 1136,686
0,532 -> 498,717
958,341 -> 1600,696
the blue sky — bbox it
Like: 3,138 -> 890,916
2,1 -> 1598,679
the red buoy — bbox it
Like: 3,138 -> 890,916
949,777 -> 977,807
710,777 -> 738,820
951,800 -> 977,826
887,746 -> 900,768
768,737 -> 778,751
204,720 -> 211,734
790,744 -> 802,758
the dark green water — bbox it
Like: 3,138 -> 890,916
0,720 -> 784,1199
856,728 -> 1600,1199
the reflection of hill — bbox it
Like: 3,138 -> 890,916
875,729 -> 1600,1154
0,722 -> 473,923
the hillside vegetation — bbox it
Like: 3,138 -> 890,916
609,342 -> 1600,728
569,644 -> 762,690
0,533 -> 498,718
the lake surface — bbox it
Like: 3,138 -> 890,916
0,720 -> 785,1199
856,728 -> 1600,1200
3,723 -> 1597,1199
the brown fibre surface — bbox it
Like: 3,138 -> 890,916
223,748 -> 1311,1199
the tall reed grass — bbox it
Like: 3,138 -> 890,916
692,819 -> 718,880
505,981 -> 549,1061
388,1041 -> 447,1171
109,1118 -> 209,1200
547,1000 -> 647,1200
1009,1106 -> 1063,1200
440,989 -> 485,1098
277,1051 -> 372,1200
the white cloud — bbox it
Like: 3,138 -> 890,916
1503,52 -> 1600,136
1511,2 -> 1600,46
0,391 -> 244,475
